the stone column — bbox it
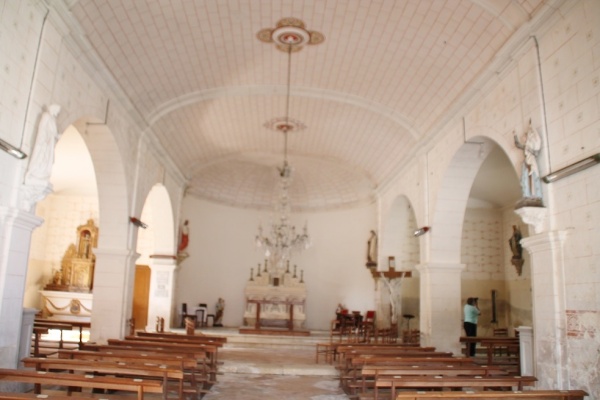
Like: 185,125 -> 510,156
416,262 -> 465,353
0,206 -> 43,369
20,308 -> 37,367
146,259 -> 177,331
90,247 -> 138,343
520,231 -> 570,389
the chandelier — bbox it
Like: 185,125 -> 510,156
255,18 -> 323,269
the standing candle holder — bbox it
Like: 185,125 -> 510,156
293,265 -> 297,278
257,263 -> 261,277
300,270 -> 304,283
250,268 -> 254,281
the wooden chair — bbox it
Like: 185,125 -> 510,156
360,310 -> 376,342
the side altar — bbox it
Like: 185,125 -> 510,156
40,219 -> 98,320
241,262 -> 308,335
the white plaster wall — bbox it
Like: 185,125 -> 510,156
536,0 -> 600,394
175,196 -> 377,330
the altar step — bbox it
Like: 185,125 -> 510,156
217,327 -> 329,350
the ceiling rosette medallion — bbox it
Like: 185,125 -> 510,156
257,17 -> 325,52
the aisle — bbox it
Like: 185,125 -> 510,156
202,332 -> 349,399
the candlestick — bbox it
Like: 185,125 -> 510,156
300,270 -> 304,283
293,264 -> 297,278
257,263 -> 261,277
250,268 -> 254,281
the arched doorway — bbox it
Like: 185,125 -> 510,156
135,183 -> 177,331
379,196 -> 420,337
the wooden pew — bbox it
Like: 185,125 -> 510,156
0,368 -> 163,400
356,365 -> 508,396
124,334 -> 225,348
135,331 -> 227,344
30,327 -> 48,358
368,375 -> 537,400
105,338 -> 219,373
339,350 -> 455,379
33,321 -> 74,350
82,342 -> 216,384
57,349 -> 208,395
22,357 -> 184,400
394,389 -> 589,400
35,318 -> 91,349
341,357 -> 478,395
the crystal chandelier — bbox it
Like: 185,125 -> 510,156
255,28 -> 316,269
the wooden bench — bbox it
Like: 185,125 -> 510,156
82,343 -> 216,384
0,368 -> 163,400
353,365 -> 509,396
368,375 -> 537,400
393,389 -> 589,400
35,318 -> 91,349
33,321 -> 74,350
21,356 -> 191,400
104,338 -> 219,374
56,349 -> 208,395
0,392 -> 144,399
341,357 -> 478,395
30,327 -> 48,358
339,350 -> 455,378
135,331 -> 227,344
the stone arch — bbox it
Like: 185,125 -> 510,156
429,139 -> 495,264
420,136 -> 498,351
70,118 -> 132,342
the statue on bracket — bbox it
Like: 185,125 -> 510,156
508,225 -> 524,276
366,230 -> 378,268
514,119 -> 543,208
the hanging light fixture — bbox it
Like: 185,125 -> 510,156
255,18 -> 324,271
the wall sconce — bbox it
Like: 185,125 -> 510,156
543,153 -> 600,183
0,138 -> 27,159
413,227 -> 430,237
129,217 -> 148,229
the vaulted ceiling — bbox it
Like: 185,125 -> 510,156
58,0 -> 546,210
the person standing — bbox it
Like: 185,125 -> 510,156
463,297 -> 481,357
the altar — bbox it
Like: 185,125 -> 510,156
241,262 -> 308,335
40,219 -> 97,320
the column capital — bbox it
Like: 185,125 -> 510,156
0,206 -> 44,230
416,262 -> 466,273
520,230 -> 569,253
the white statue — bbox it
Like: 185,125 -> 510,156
25,104 -> 62,185
514,120 -> 542,200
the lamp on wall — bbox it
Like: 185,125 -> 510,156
0,137 -> 27,159
129,217 -> 148,229
413,227 -> 430,237
542,153 -> 600,183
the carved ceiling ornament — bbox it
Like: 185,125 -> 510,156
257,17 -> 325,52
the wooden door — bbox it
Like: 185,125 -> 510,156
132,265 -> 151,330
